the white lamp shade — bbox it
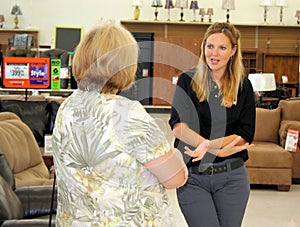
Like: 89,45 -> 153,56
276,0 -> 287,7
152,0 -> 163,7
248,73 -> 277,92
260,0 -> 273,6
175,0 -> 188,8
222,0 -> 235,10
132,0 -> 143,6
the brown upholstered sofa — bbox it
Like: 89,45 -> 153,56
0,112 -> 54,188
246,99 -> 300,191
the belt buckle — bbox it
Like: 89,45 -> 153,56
208,166 -> 214,175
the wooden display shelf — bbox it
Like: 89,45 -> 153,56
0,29 -> 39,54
242,48 -> 259,76
121,20 -> 300,54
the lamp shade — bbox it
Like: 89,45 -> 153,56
175,0 -> 188,9
132,0 -> 143,6
276,0 -> 287,7
0,15 -> 4,23
248,73 -> 277,92
260,0 -> 273,6
152,0 -> 163,7
222,0 -> 235,10
190,1 -> 199,10
199,8 -> 206,16
165,0 -> 174,9
207,8 -> 214,15
11,5 -> 22,15
295,10 -> 300,17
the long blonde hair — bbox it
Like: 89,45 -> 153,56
72,20 -> 139,93
191,22 -> 244,108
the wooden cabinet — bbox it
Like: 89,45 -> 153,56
263,52 -> 299,96
153,37 -> 200,105
263,52 -> 299,84
257,26 -> 300,54
0,29 -> 39,53
121,21 -> 300,103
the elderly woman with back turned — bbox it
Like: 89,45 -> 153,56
52,21 -> 187,227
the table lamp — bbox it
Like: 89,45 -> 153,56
207,8 -> 214,23
295,10 -> 300,25
199,8 -> 206,22
260,0 -> 273,23
11,4 -> 22,29
190,1 -> 199,22
0,15 -> 5,28
221,0 -> 235,23
165,0 -> 174,21
152,0 -> 163,21
175,0 -> 188,22
276,0 -> 287,24
132,0 -> 143,20
248,73 -> 276,106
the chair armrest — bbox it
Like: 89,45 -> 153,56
1,219 -> 55,227
14,185 -> 57,218
279,120 -> 300,148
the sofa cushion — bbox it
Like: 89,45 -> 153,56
253,107 -> 280,144
0,113 -> 52,188
246,141 -> 292,168
279,99 -> 300,121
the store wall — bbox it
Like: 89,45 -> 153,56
0,0 -> 299,46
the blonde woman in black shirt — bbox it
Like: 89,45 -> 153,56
169,22 -> 256,227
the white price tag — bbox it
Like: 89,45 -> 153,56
44,135 -> 53,154
5,63 -> 29,79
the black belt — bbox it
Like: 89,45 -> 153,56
190,158 -> 244,176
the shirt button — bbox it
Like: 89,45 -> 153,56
214,94 -> 218,98
214,86 -> 217,89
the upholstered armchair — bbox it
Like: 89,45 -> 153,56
0,149 -> 56,226
0,112 -> 54,188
